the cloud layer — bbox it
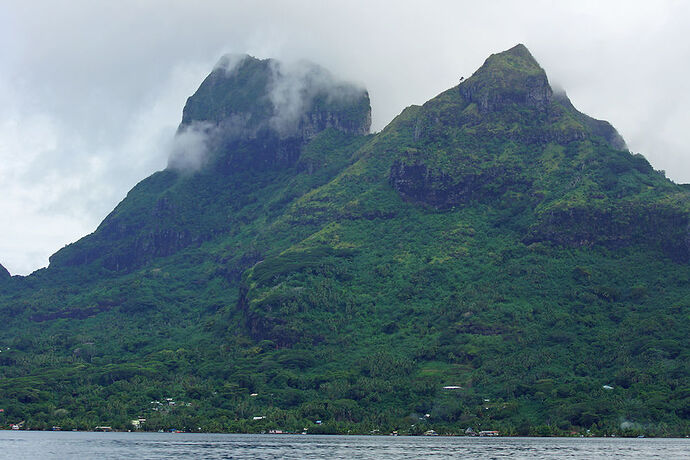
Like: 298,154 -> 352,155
2,0 -> 689,274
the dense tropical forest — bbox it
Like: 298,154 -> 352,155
0,45 -> 687,436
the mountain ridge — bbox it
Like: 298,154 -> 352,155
40,45 -> 690,272
0,45 -> 687,436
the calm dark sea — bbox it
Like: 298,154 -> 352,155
0,431 -> 687,459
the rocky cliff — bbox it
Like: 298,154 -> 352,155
525,201 -> 690,262
459,44 -> 553,112
171,55 -> 371,171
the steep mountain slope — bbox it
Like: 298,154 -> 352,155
48,54 -> 371,272
0,263 -> 9,279
0,45 -> 687,436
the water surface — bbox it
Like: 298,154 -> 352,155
1,431 -> 687,459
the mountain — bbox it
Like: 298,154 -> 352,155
389,44 -> 686,260
48,54 -> 371,272
0,45 -> 687,436
0,263 -> 9,279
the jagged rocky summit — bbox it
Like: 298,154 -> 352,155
389,44 -> 629,208
170,54 -> 371,171
458,44 -> 625,148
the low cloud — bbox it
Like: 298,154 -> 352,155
167,121 -> 215,172
166,56 -> 368,173
214,53 -> 249,76
268,59 -> 366,136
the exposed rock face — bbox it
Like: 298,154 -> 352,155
389,161 -> 524,209
56,222 -> 197,271
0,263 -> 9,279
48,169 -> 189,271
552,90 -> 627,150
459,44 -> 553,112
526,203 -> 690,262
171,55 -> 371,171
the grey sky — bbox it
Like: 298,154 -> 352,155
1,0 -> 689,275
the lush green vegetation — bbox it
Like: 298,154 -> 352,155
0,45 -> 687,437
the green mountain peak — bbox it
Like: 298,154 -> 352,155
456,44 -> 624,151
181,53 -> 372,134
460,43 -> 551,111
171,54 -> 371,171
480,43 -> 544,75
382,44 -> 688,259
0,263 -> 9,279
502,43 -> 533,57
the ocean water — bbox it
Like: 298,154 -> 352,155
0,431 -> 687,459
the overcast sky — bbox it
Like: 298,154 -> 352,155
2,0 -> 689,275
